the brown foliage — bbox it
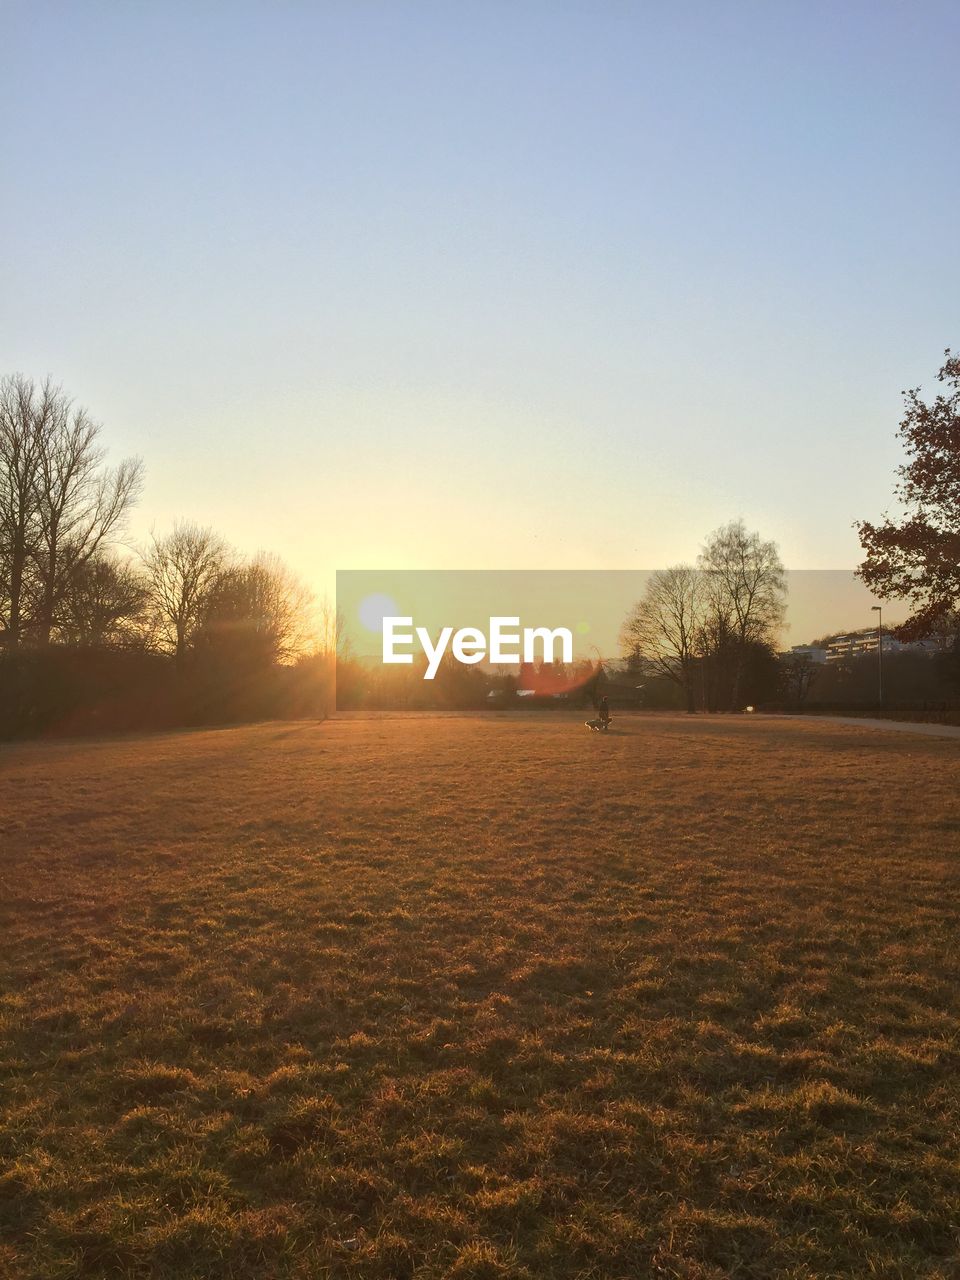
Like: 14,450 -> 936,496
857,351 -> 960,637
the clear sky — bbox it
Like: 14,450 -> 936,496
2,1 -> 958,608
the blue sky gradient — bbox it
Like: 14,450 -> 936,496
3,1 -> 958,593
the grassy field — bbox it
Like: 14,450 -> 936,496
2,713 -> 959,1279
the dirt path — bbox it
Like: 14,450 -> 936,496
788,714 -> 960,740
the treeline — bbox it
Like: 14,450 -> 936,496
619,520 -> 960,714
6,351 -> 957,734
335,655 -> 606,712
805,648 -> 959,706
782,634 -> 960,722
0,375 -> 334,737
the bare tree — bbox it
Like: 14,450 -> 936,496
781,653 -> 821,709
698,520 -> 786,709
28,382 -> 142,643
197,552 -> 312,667
288,596 -> 343,719
316,595 -> 344,658
143,523 -> 228,664
0,375 -> 46,645
620,566 -> 703,713
58,553 -> 151,648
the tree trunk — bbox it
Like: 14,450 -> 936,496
36,546 -> 57,645
7,531 -> 26,646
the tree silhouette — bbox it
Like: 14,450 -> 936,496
857,350 -> 960,637
0,375 -> 141,645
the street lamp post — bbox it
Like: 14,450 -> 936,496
871,605 -> 883,709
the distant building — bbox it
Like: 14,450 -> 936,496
786,645 -> 828,664
824,629 -> 942,663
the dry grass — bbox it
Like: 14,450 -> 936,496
1,712 -> 959,1279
